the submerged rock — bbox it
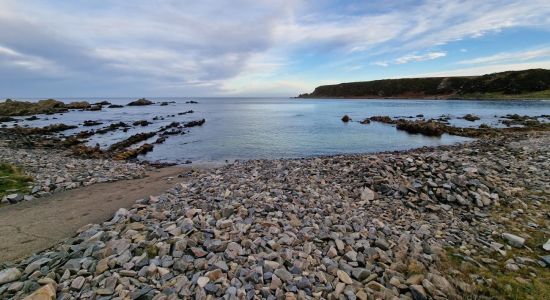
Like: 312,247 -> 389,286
462,114 -> 480,121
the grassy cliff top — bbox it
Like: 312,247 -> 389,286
298,69 -> 550,99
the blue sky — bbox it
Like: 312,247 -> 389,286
1,0 -> 549,97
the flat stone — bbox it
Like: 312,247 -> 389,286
264,260 -> 280,270
335,239 -> 345,252
190,247 -> 208,257
327,247 -> 338,258
344,250 -> 357,262
197,276 -> 210,288
406,274 -> 425,285
24,258 -> 51,275
0,268 -> 22,285
361,187 -> 375,201
22,283 -> 56,300
270,274 -> 282,290
62,259 -> 81,273
366,281 -> 385,292
71,276 -> 85,290
6,193 -> 23,203
410,285 -> 427,300
274,268 -> 293,283
96,288 -> 114,295
389,276 -> 401,286
8,282 -> 24,292
429,274 -> 453,295
375,238 -> 390,250
95,258 -> 109,275
296,277 -> 311,289
356,290 -> 368,300
502,233 -> 525,248
119,270 -> 137,277
337,270 -> 353,284
206,269 -> 223,281
351,268 -> 370,281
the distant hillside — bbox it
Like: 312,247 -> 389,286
298,69 -> 550,99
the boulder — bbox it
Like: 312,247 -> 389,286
127,98 -> 153,106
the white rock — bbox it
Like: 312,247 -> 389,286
0,268 -> 21,285
360,187 -> 375,201
197,276 -> 210,288
502,233 -> 525,248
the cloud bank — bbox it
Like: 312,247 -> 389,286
0,0 -> 549,97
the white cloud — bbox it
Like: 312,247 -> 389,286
372,62 -> 389,67
458,47 -> 550,65
0,44 -> 63,74
410,60 -> 550,77
1,0 -> 550,96
395,51 -> 447,64
373,51 -> 447,67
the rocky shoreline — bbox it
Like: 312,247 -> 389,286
0,131 -> 548,299
0,146 -> 146,205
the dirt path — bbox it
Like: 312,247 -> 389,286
0,166 -> 189,263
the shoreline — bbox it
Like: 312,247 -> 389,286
0,166 -> 189,262
0,130 -> 548,299
295,96 -> 550,101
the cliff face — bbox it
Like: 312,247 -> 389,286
298,69 -> 550,99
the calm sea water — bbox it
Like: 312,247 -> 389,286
5,98 -> 550,165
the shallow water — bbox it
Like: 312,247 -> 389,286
4,98 -> 550,164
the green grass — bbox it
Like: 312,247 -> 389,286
458,89 -> 550,100
0,163 -> 33,197
440,191 -> 550,300
442,247 -> 550,300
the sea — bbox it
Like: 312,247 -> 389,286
4,97 -> 550,165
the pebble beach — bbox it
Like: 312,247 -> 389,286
0,131 -> 548,299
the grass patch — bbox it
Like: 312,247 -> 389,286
459,90 -> 550,100
0,163 -> 33,197
442,247 -> 550,300
439,190 -> 550,300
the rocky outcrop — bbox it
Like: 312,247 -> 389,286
0,99 -> 99,116
298,69 -> 550,99
127,98 -> 153,106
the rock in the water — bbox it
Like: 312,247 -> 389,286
127,98 -> 153,106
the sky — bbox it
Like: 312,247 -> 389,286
1,0 -> 550,98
